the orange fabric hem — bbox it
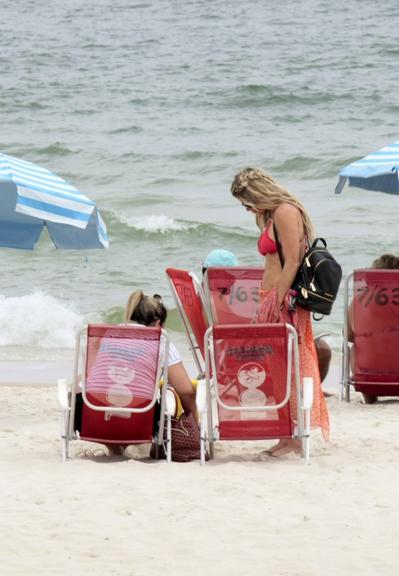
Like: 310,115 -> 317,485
258,288 -> 330,441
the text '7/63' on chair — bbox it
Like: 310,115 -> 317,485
203,266 -> 263,325
341,269 -> 399,402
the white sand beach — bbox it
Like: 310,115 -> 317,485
1,360 -> 399,576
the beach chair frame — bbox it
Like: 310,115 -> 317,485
341,272 -> 353,402
58,324 -> 173,462
198,323 -> 313,464
166,267 -> 212,378
341,269 -> 399,402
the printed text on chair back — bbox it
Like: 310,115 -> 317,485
205,267 -> 263,324
166,268 -> 208,358
211,324 -> 292,440
353,270 -> 399,394
81,324 -> 162,443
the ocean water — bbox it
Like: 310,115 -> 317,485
1,0 -> 399,360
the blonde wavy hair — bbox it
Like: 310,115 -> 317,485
125,291 -> 167,325
231,167 -> 314,240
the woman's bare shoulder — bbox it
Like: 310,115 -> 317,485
273,202 -> 301,222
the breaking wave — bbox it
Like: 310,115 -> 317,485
0,291 -> 83,348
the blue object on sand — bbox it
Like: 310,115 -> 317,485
335,140 -> 399,195
0,152 -> 108,249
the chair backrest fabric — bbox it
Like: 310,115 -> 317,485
352,269 -> 399,390
166,267 -> 209,364
80,324 -> 163,443
204,267 -> 263,324
209,323 -> 293,440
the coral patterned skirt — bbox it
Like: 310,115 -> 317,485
257,287 -> 329,441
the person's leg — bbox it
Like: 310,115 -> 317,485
75,393 -> 126,456
315,338 -> 331,383
362,393 -> 378,404
74,393 -> 83,433
258,295 -> 329,456
106,444 -> 126,456
350,345 -> 378,404
266,308 -> 329,456
266,438 -> 302,456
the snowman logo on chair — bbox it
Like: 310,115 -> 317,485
105,363 -> 135,420
238,362 -> 267,420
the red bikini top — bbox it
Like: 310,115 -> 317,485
257,222 -> 277,256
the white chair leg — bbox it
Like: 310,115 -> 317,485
206,396 -> 214,460
60,410 -> 67,462
65,434 -> 70,460
200,411 -> 207,465
304,410 -> 311,465
165,389 -> 176,463
57,379 -> 70,462
166,413 -> 172,463
196,379 -> 209,464
302,377 -> 313,465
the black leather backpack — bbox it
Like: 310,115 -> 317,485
274,226 -> 342,316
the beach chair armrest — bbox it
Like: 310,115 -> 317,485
165,389 -> 177,417
302,377 -> 314,410
57,378 -> 70,411
195,379 -> 207,414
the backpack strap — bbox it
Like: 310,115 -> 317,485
273,222 -> 310,268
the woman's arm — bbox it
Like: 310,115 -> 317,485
273,203 -> 304,306
168,362 -> 198,420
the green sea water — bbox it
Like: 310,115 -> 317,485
1,0 -> 399,357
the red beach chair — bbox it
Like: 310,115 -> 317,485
58,324 -> 174,461
203,267 -> 264,324
342,269 -> 399,401
197,323 -> 314,464
166,267 -> 211,377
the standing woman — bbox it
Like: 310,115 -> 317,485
231,168 -> 329,455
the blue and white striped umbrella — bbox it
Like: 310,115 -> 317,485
0,152 -> 109,249
335,140 -> 399,196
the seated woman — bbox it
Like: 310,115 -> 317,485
74,291 -> 198,456
347,254 -> 399,404
125,291 -> 198,420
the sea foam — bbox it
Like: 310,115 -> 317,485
0,291 -> 83,348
